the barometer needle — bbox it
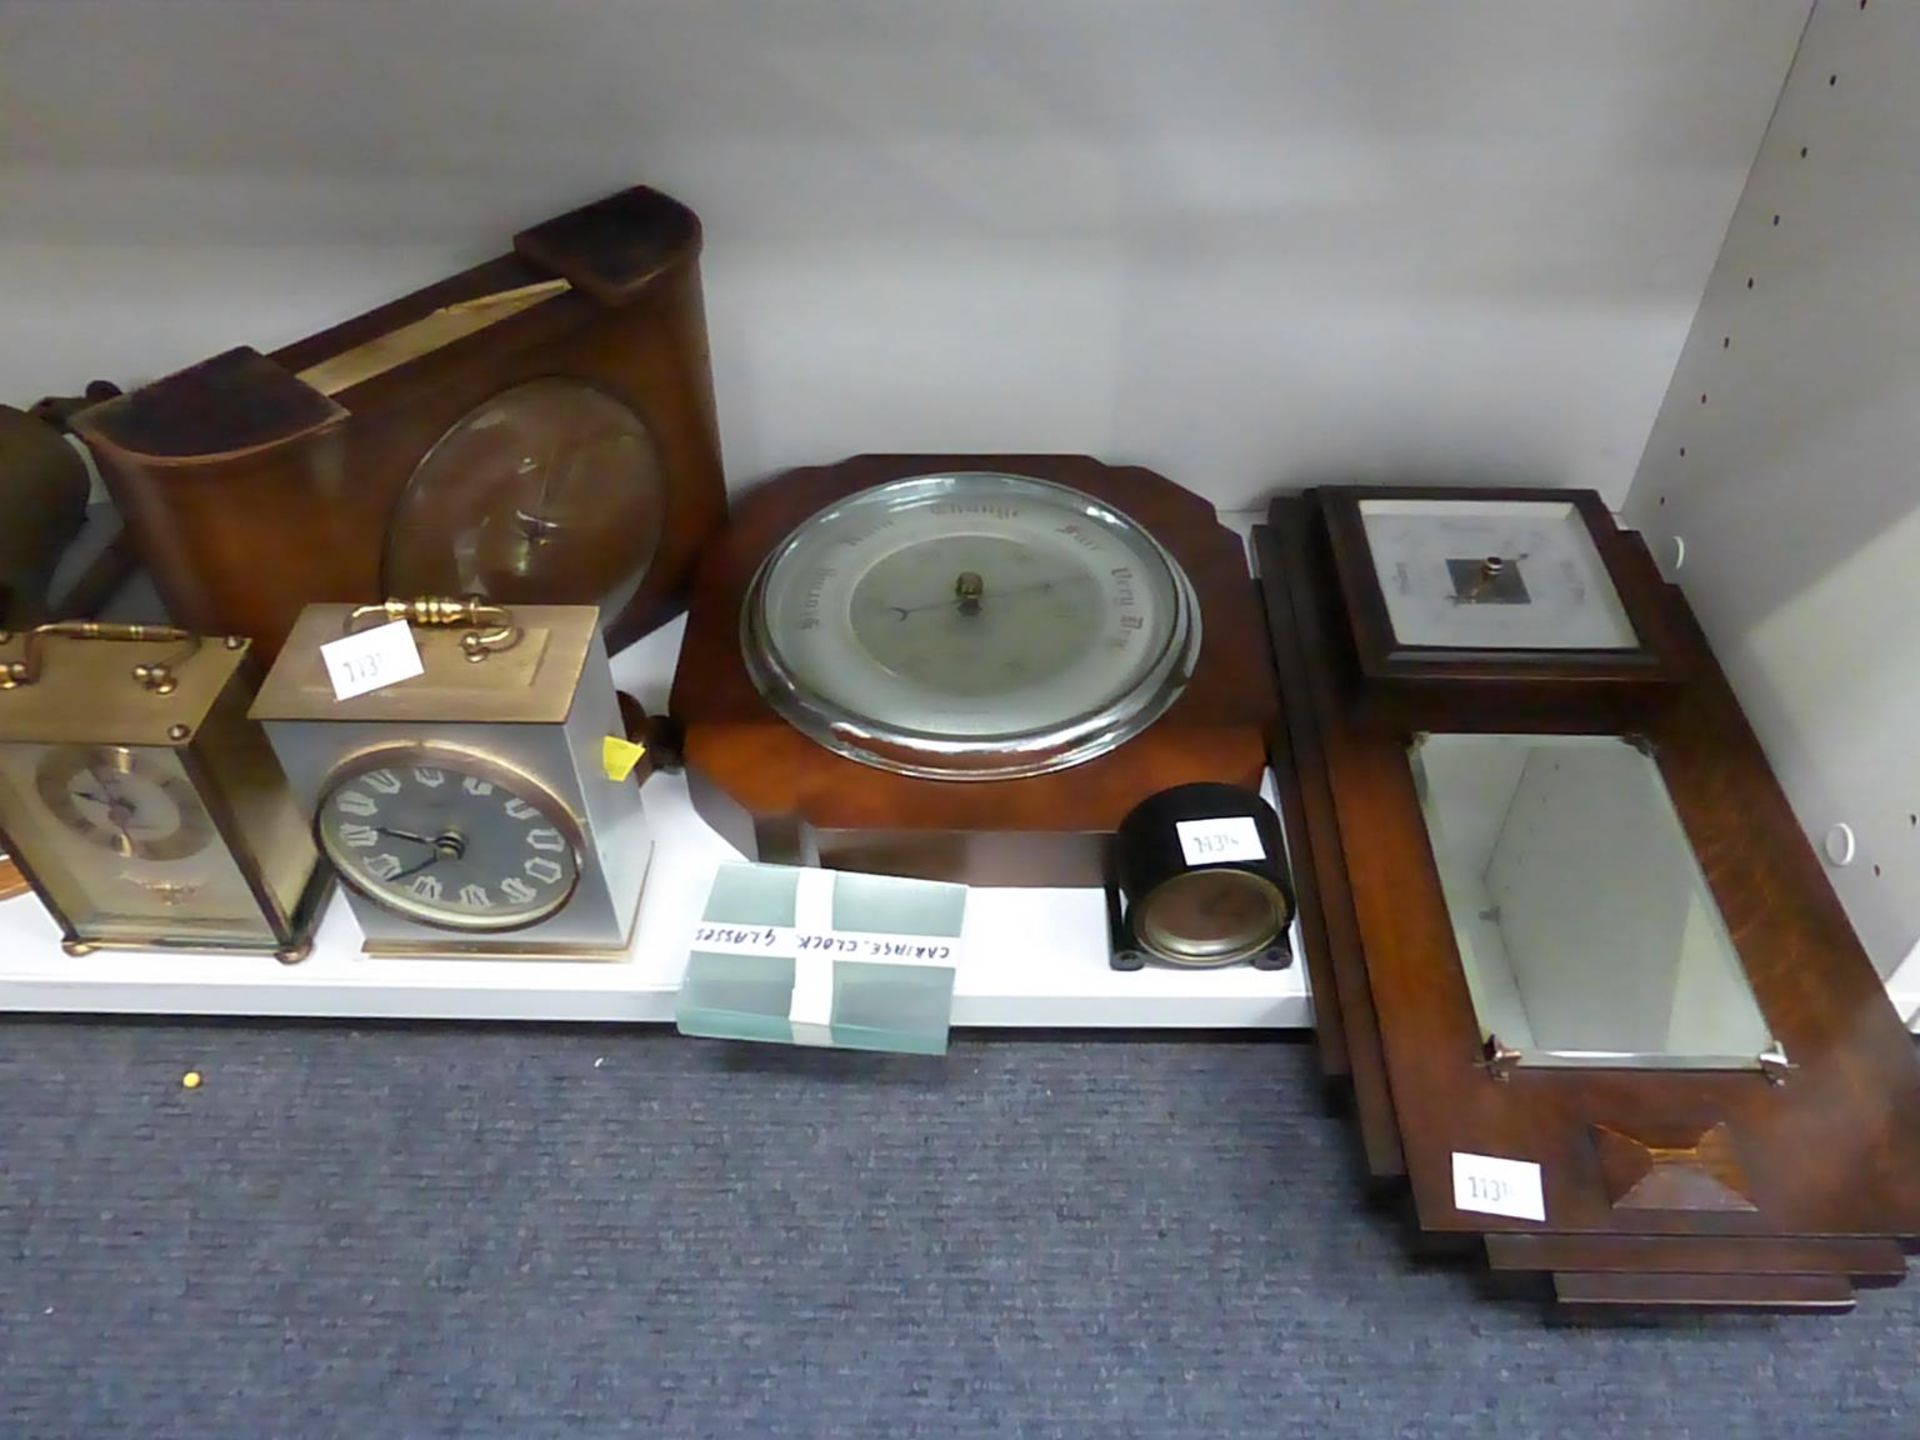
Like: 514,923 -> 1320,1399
886,576 -> 1076,619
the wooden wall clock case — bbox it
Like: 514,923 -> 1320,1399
670,453 -> 1276,888
1256,490 -> 1920,1316
72,186 -> 725,665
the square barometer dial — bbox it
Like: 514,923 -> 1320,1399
1362,497 -> 1636,652
1318,486 -> 1681,722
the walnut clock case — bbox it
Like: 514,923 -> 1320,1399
251,602 -> 652,959
1258,488 -> 1920,1316
670,454 -> 1277,887
73,185 -> 725,665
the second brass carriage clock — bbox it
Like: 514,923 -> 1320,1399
252,600 -> 653,959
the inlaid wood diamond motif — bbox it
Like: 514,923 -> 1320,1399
1591,1122 -> 1758,1213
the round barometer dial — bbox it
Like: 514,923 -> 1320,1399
382,378 -> 666,625
742,472 -> 1201,779
316,745 -> 583,932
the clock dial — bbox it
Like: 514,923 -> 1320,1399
316,746 -> 582,932
1136,869 -> 1290,968
0,742 -> 273,939
35,745 -> 213,863
382,378 -> 666,626
743,472 -> 1201,779
1359,497 -> 1639,651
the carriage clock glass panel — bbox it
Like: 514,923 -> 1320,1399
0,626 -> 323,958
742,472 -> 1202,779
383,378 -> 668,624
1360,498 -> 1639,651
316,745 -> 584,932
1410,732 -> 1776,1070
0,743 -> 273,942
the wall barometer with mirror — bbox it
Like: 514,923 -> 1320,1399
672,454 -> 1276,886
1257,488 -> 1920,1315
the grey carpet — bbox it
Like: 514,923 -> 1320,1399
1,1023 -> 1915,1439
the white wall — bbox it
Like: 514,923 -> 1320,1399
1624,0 -> 1920,976
1,0 -> 1806,506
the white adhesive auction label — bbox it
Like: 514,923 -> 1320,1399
319,621 -> 425,701
1175,816 -> 1265,866
1452,1151 -> 1546,1222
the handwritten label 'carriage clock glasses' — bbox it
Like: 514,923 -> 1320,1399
742,472 -> 1202,780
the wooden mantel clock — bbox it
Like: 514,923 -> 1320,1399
1257,485 -> 1920,1316
73,185 -> 726,665
669,454 -> 1276,887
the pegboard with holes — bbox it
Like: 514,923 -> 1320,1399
1622,0 -> 1920,984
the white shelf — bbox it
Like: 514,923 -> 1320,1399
0,612 -> 1311,1029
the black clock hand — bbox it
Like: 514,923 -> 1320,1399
375,826 -> 439,848
77,767 -> 126,807
387,852 -> 444,883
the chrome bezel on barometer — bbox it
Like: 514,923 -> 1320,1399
740,472 -> 1203,781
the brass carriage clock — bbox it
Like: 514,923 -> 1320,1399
0,623 -> 329,961
251,600 -> 654,958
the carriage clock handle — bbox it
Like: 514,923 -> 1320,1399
0,621 -> 204,693
344,597 -> 520,662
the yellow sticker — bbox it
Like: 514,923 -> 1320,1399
602,735 -> 648,782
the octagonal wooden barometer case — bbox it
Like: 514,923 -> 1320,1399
670,455 -> 1276,886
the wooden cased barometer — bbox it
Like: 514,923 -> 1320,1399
1257,486 -> 1920,1315
670,454 -> 1276,887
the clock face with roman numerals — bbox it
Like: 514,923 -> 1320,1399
315,745 -> 583,932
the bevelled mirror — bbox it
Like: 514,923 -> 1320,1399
1410,733 -> 1777,1070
